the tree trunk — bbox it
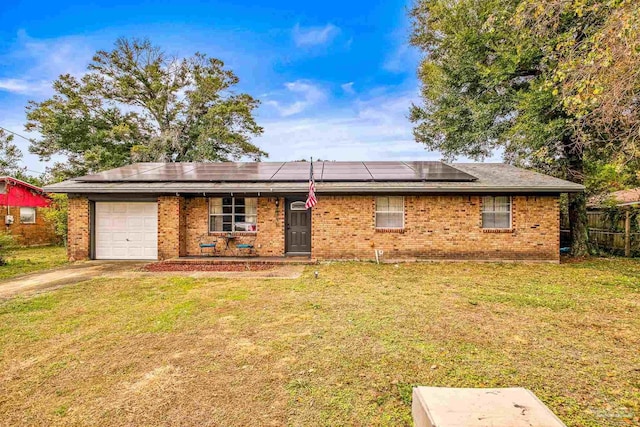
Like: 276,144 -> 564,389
568,191 -> 589,256
564,144 -> 589,257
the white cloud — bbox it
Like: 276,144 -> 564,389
0,32 -> 97,174
266,80 -> 327,117
0,31 -> 94,97
255,87 -> 504,162
341,82 -> 355,95
383,44 -> 420,74
0,78 -> 51,95
256,90 -> 443,161
292,23 -> 340,47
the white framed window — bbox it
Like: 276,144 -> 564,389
375,196 -> 404,229
20,207 -> 36,224
482,196 -> 512,229
209,197 -> 257,232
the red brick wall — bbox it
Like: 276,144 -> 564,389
67,196 -> 90,261
183,197 -> 284,256
158,196 -> 186,260
2,206 -> 58,246
65,194 -> 560,262
311,195 -> 559,261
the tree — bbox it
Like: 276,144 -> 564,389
42,194 -> 68,245
516,0 -> 640,159
26,38 -> 266,180
409,0 -> 640,256
0,129 -> 28,179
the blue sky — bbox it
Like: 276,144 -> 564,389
0,0 -> 444,175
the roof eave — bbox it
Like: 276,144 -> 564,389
43,183 -> 584,194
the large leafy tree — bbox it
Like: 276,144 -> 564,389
26,38 -> 265,181
409,0 -> 640,256
0,129 -> 27,179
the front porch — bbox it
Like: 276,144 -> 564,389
158,195 -> 312,260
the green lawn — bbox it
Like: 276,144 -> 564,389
0,246 -> 67,281
0,259 -> 639,426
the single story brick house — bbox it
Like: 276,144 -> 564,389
44,161 -> 583,262
1,176 -> 58,246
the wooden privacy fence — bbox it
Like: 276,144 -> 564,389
586,210 -> 639,257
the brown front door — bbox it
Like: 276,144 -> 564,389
285,198 -> 311,254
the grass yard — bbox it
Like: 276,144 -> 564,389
0,246 -> 67,281
0,259 -> 639,426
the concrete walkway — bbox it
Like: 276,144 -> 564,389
0,261 -> 146,299
0,262 -> 306,299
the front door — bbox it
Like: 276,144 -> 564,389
285,198 -> 311,254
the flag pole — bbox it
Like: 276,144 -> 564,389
305,156 -> 318,209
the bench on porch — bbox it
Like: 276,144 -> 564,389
236,243 -> 255,255
199,242 -> 217,256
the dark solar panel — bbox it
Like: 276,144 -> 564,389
76,161 -> 477,182
77,163 -> 168,181
270,162 -> 321,181
186,163 -> 284,181
402,161 -> 476,181
321,162 -> 373,181
364,162 -> 417,181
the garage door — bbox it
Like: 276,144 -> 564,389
95,202 -> 158,260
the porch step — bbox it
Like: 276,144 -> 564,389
162,256 -> 317,265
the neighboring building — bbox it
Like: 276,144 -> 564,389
44,161 -> 584,262
1,176 -> 57,246
588,188 -> 640,208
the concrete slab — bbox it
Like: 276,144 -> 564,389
0,261 -> 146,299
0,262 -> 306,300
412,387 -> 566,427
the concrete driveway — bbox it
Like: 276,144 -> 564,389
0,261 -> 147,299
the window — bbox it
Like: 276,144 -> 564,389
290,201 -> 306,211
20,207 -> 36,224
482,196 -> 511,229
375,196 -> 404,229
209,197 -> 257,232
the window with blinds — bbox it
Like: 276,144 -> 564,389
375,196 -> 404,229
481,196 -> 511,229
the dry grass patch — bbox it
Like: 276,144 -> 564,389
0,259 -> 639,426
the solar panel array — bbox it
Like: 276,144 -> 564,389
77,161 -> 477,182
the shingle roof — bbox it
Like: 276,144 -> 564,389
43,161 -> 584,194
588,188 -> 640,207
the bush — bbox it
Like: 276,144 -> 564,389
0,232 -> 16,265
43,194 -> 68,245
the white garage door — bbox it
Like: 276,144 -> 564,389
95,202 -> 158,260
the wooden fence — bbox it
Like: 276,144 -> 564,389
561,210 -> 640,256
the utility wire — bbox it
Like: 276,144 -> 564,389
0,125 -> 38,144
0,126 -> 45,175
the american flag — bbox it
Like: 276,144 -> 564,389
305,159 -> 317,209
